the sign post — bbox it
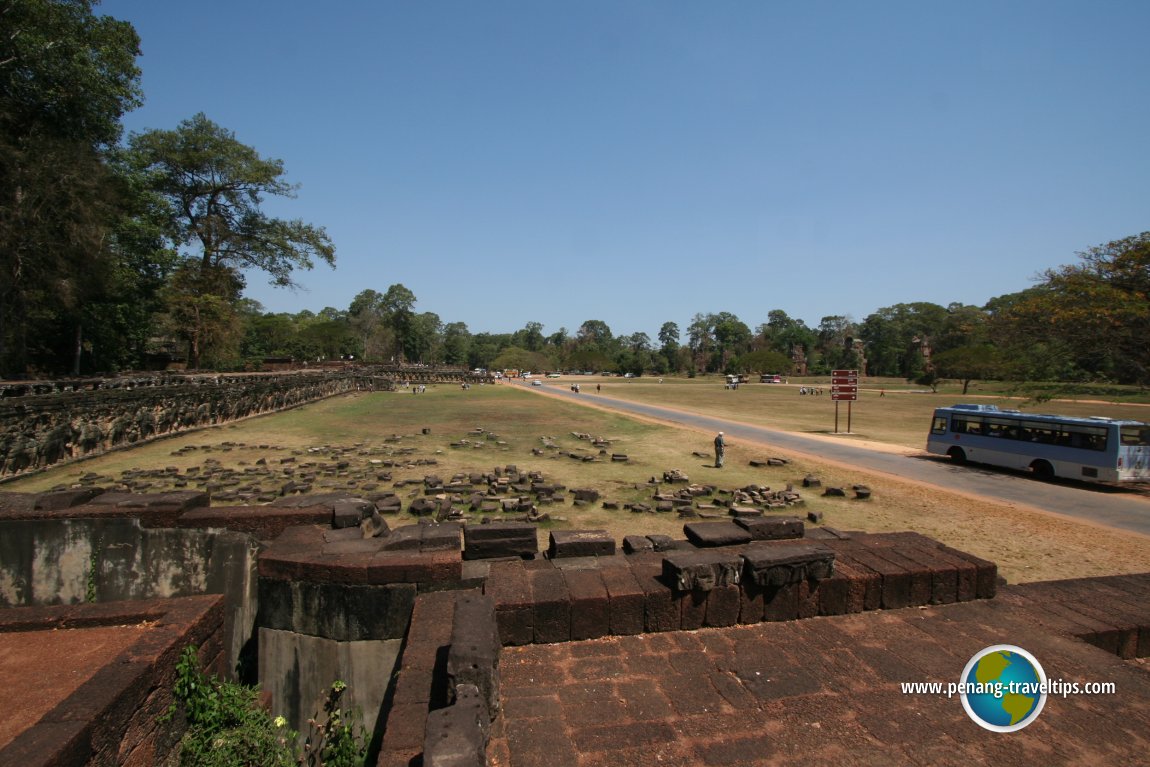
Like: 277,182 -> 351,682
831,369 -> 859,433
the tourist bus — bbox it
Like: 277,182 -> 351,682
926,404 -> 1150,483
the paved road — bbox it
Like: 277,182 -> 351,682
526,382 -> 1150,537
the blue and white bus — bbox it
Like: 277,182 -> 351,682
926,404 -> 1150,483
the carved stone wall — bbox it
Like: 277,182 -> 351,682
0,371 -> 395,480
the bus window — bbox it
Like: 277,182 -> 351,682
984,417 -> 1020,439
1063,424 -> 1108,451
1121,426 -> 1150,446
953,416 -> 983,435
931,416 -> 948,434
1021,422 -> 1058,444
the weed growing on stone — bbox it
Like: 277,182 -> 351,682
163,646 -> 365,767
300,680 -> 368,767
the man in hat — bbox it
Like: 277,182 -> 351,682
714,431 -> 725,468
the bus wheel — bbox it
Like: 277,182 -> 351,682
1030,460 -> 1055,480
947,447 -> 967,465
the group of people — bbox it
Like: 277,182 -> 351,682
799,387 -> 825,396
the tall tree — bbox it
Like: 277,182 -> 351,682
1017,233 -> 1150,384
380,283 -> 417,362
576,319 -> 613,350
0,0 -> 143,376
658,321 -> 680,372
442,322 -> 471,366
126,113 -> 335,367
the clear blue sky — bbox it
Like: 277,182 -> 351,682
99,0 -> 1149,340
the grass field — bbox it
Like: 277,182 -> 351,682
5,380 -> 1150,585
580,374 -> 1150,451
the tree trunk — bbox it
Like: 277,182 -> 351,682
72,323 -> 83,377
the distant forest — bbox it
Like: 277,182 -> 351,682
2,2 -> 1148,386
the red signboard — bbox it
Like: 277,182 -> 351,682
832,369 -> 859,378
831,391 -> 858,401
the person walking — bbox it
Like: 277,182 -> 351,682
714,431 -> 725,468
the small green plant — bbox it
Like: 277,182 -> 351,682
164,645 -> 297,767
300,680 -> 368,767
85,543 -> 99,603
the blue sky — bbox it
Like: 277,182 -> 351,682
99,1 -> 1149,340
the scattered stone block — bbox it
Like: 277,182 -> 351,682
735,516 -> 804,541
728,506 -> 762,519
683,521 -> 753,548
646,534 -> 679,552
547,529 -> 615,558
623,535 -> 655,554
361,510 -> 391,539
463,522 -> 538,561
333,499 -> 372,529
571,488 -> 601,503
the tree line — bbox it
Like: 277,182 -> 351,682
2,2 -> 1147,387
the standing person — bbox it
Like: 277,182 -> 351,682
714,431 -> 725,468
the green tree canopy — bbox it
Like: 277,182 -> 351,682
0,0 -> 144,376
126,113 -> 335,367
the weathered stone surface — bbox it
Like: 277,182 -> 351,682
622,535 -> 655,554
32,488 -> 105,510
734,516 -> 804,541
571,488 -> 600,503
423,684 -> 487,767
742,543 -> 836,587
484,560 -> 533,646
447,593 -> 501,721
257,578 -> 415,641
547,529 -> 615,559
563,568 -> 610,641
463,522 -> 538,561
598,562 -> 645,636
361,510 -> 391,539
646,535 -> 679,552
661,550 -> 743,593
528,568 -> 570,643
683,521 -> 753,548
332,499 -> 372,529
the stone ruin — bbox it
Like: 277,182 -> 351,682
0,367 -> 494,481
3,384 -> 1150,763
2,482 -> 1150,763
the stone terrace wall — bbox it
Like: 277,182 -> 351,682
0,594 -> 225,767
0,370 -> 395,480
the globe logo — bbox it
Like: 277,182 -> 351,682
960,644 -> 1047,732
